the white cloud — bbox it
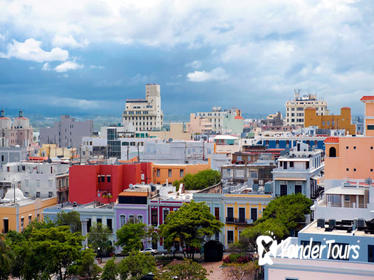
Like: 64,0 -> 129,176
54,61 -> 83,72
186,60 -> 202,69
52,34 -> 89,48
41,62 -> 50,71
0,38 -> 68,62
187,67 -> 228,82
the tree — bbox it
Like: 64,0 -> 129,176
88,223 -> 114,257
101,258 -> 118,280
156,259 -> 208,280
116,222 -> 146,255
182,169 -> 221,190
224,263 -> 256,280
159,201 -> 223,259
70,249 -> 102,280
56,210 -> 82,233
117,251 -> 156,280
6,224 -> 84,280
0,237 -> 14,280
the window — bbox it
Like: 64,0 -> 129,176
180,169 -> 184,177
329,147 -> 336,157
215,232 -> 220,241
120,215 -> 126,227
20,217 -> 24,231
227,207 -> 234,219
280,185 -> 287,196
151,209 -> 158,226
36,192 -> 40,198
101,176 -> 105,182
28,215 -> 32,224
107,219 -> 113,232
290,161 -> 294,168
346,146 -> 349,149
369,245 -> 374,262
215,207 -> 220,220
137,215 -> 143,223
156,169 -> 160,177
353,146 -> 356,150
97,218 -> 102,225
354,168 -> 357,172
346,168 -> 349,171
48,192 -> 53,197
3,219 -> 9,233
306,162 -> 309,169
97,176 -> 100,183
251,208 -> 258,221
367,125 -> 374,130
295,185 -> 302,194
1,155 -> 4,162
168,169 -> 172,177
163,209 -> 170,222
227,230 -> 234,244
128,215 -> 135,223
107,176 -> 111,183
87,219 -> 92,232
239,208 -> 245,222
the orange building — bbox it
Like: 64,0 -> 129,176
304,107 -> 356,135
324,96 -> 374,180
151,162 -> 210,184
0,197 -> 57,233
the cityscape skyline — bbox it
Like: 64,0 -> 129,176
1,1 -> 374,117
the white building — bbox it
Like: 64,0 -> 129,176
122,84 -> 163,132
285,92 -> 328,127
195,107 -> 240,134
0,162 -> 69,199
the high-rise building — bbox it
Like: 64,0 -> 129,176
285,92 -> 328,127
39,115 -> 93,148
122,84 -> 163,132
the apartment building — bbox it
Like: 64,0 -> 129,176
285,92 -> 328,127
0,110 -> 33,148
122,84 -> 163,132
40,115 -> 93,148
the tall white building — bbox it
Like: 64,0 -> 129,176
195,107 -> 240,134
122,84 -> 163,132
285,92 -> 328,127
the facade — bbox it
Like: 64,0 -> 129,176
0,191 -> 57,233
222,113 -> 244,135
69,163 -> 152,205
122,84 -> 163,132
38,144 -> 77,160
0,147 -> 28,168
224,193 -> 272,247
40,115 -> 93,148
152,162 -> 210,185
0,110 -> 33,148
272,142 -> 324,198
188,113 -> 213,135
361,96 -> 374,136
148,123 -> 191,141
0,161 -> 69,199
304,107 -> 356,135
213,135 -> 240,154
285,92 -> 328,126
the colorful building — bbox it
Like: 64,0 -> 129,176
224,193 -> 272,246
0,188 -> 57,233
148,123 -> 192,141
304,107 -> 356,135
361,96 -> 374,136
69,162 -> 152,204
151,162 -> 210,185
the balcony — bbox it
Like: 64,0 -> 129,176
225,217 -> 253,225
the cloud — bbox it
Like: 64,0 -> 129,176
42,62 -> 50,71
54,61 -> 83,72
89,65 -> 104,70
187,67 -> 228,82
52,34 -> 89,48
0,38 -> 68,62
186,60 -> 202,69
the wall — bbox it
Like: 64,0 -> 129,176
148,123 -> 192,141
151,163 -> 210,184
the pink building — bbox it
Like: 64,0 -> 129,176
0,110 -> 33,148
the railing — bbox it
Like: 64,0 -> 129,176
225,217 -> 253,225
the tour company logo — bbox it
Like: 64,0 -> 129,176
256,235 -> 360,266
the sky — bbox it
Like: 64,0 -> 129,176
0,0 -> 373,119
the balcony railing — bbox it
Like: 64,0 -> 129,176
225,217 -> 253,225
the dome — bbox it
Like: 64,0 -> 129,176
14,110 -> 30,129
0,109 -> 11,129
2,188 -> 26,202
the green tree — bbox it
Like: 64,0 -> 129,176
70,249 -> 102,280
0,237 -> 14,280
56,210 -> 82,233
156,259 -> 208,280
182,169 -> 221,190
88,223 -> 113,257
159,201 -> 223,259
118,251 -> 156,280
101,258 -> 118,280
116,222 -> 146,254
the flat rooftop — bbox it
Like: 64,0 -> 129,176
300,220 -> 374,237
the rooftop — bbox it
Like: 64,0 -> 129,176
300,220 -> 374,237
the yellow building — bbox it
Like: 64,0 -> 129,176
0,196 -> 57,233
38,144 -> 77,159
152,162 -> 211,184
148,123 -> 192,141
304,107 -> 356,135
224,193 -> 272,246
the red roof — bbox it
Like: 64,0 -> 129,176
360,96 -> 374,101
324,137 -> 339,143
234,116 -> 244,120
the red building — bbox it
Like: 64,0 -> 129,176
69,162 -> 152,204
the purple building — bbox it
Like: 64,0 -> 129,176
40,115 -> 93,148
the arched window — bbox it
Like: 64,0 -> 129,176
329,147 -> 336,157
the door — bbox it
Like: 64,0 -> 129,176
227,207 -> 234,222
239,208 -> 245,223
280,185 -> 287,196
295,185 -> 302,194
251,208 -> 257,222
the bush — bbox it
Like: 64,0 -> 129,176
223,253 -> 252,264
